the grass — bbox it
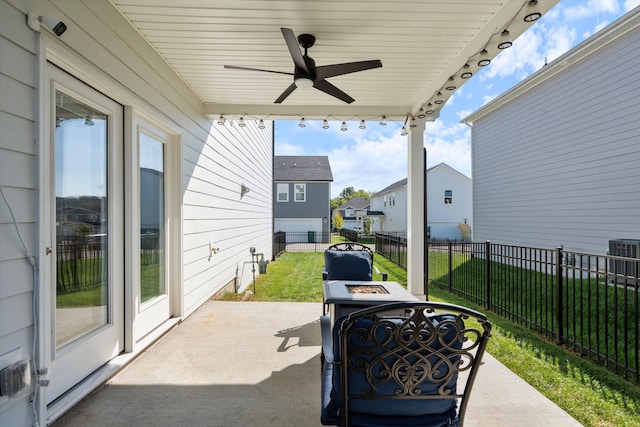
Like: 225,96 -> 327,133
222,252 -> 640,426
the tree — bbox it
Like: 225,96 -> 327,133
331,187 -> 374,210
332,212 -> 344,229
339,187 -> 356,199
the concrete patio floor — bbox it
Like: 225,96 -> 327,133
53,301 -> 582,426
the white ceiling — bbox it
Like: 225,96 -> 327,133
111,0 -> 559,121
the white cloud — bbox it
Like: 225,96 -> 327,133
327,132 -> 407,196
625,0 -> 640,11
275,141 -> 305,155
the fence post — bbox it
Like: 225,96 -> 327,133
448,240 -> 453,292
485,240 -> 491,311
556,246 -> 564,345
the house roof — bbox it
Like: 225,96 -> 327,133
337,196 -> 370,210
374,178 -> 407,195
372,163 -> 469,196
110,1 -> 559,121
274,155 -> 333,181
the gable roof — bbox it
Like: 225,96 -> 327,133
337,196 -> 370,210
274,155 -> 333,182
372,163 -> 470,197
374,178 -> 407,196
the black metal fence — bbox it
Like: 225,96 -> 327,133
375,232 -> 407,269
56,234 -> 107,292
273,230 -> 373,254
380,238 -> 640,382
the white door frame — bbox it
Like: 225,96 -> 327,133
43,63 -> 125,406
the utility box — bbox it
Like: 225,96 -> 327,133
308,231 -> 315,243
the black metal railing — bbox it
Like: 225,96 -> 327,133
380,238 -> 640,383
272,231 -> 361,253
56,234 -> 107,293
374,232 -> 408,269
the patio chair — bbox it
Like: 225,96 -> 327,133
320,301 -> 492,427
322,242 -> 387,282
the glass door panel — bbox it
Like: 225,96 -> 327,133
139,132 -> 165,303
55,92 -> 109,348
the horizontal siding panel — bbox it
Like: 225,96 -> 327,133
0,187 -> 36,224
0,150 -> 35,188
0,36 -> 36,88
0,74 -> 35,121
472,24 -> 640,253
0,223 -> 35,261
0,258 -> 33,298
0,112 -> 35,155
0,292 -> 32,336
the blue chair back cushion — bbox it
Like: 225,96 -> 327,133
321,314 -> 462,426
324,250 -> 372,281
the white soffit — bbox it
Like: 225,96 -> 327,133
111,0 -> 559,120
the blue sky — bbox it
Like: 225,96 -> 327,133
275,0 -> 639,198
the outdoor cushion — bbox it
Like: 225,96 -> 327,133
324,249 -> 372,281
321,313 -> 463,426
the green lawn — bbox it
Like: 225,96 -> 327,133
222,252 -> 640,427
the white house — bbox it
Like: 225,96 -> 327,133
369,179 -> 408,233
464,8 -> 640,254
370,163 -> 472,240
0,1 -> 559,424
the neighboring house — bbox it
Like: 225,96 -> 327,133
274,155 -> 333,242
0,3 -> 272,424
370,163 -> 472,240
334,196 -> 370,232
464,9 -> 640,254
369,179 -> 407,233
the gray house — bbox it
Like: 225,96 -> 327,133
274,155 -> 333,242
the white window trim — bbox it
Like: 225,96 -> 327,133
277,183 -> 289,202
294,183 -> 306,202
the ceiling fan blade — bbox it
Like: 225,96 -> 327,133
224,65 -> 293,76
315,60 -> 382,80
281,28 -> 308,73
313,79 -> 355,104
274,82 -> 297,104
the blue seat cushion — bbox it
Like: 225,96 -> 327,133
324,250 -> 372,281
321,314 -> 462,426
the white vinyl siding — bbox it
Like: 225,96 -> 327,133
0,1 -> 274,423
0,1 -> 38,424
470,19 -> 640,253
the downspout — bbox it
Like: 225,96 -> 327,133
271,121 -> 276,261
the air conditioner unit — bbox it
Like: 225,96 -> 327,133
608,239 -> 640,280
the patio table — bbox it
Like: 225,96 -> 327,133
322,280 -> 419,328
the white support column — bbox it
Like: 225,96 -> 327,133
407,117 -> 426,299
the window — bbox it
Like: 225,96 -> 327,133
444,189 -> 452,204
345,208 -> 354,217
277,183 -> 289,202
294,183 -> 306,202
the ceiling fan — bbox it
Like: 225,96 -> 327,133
224,28 -> 382,104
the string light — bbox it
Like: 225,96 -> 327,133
217,115 -> 225,125
380,116 -> 387,126
323,119 -> 329,129
258,119 -> 265,129
359,119 -> 366,129
340,121 -> 347,131
298,118 -> 306,127
238,117 -> 246,127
